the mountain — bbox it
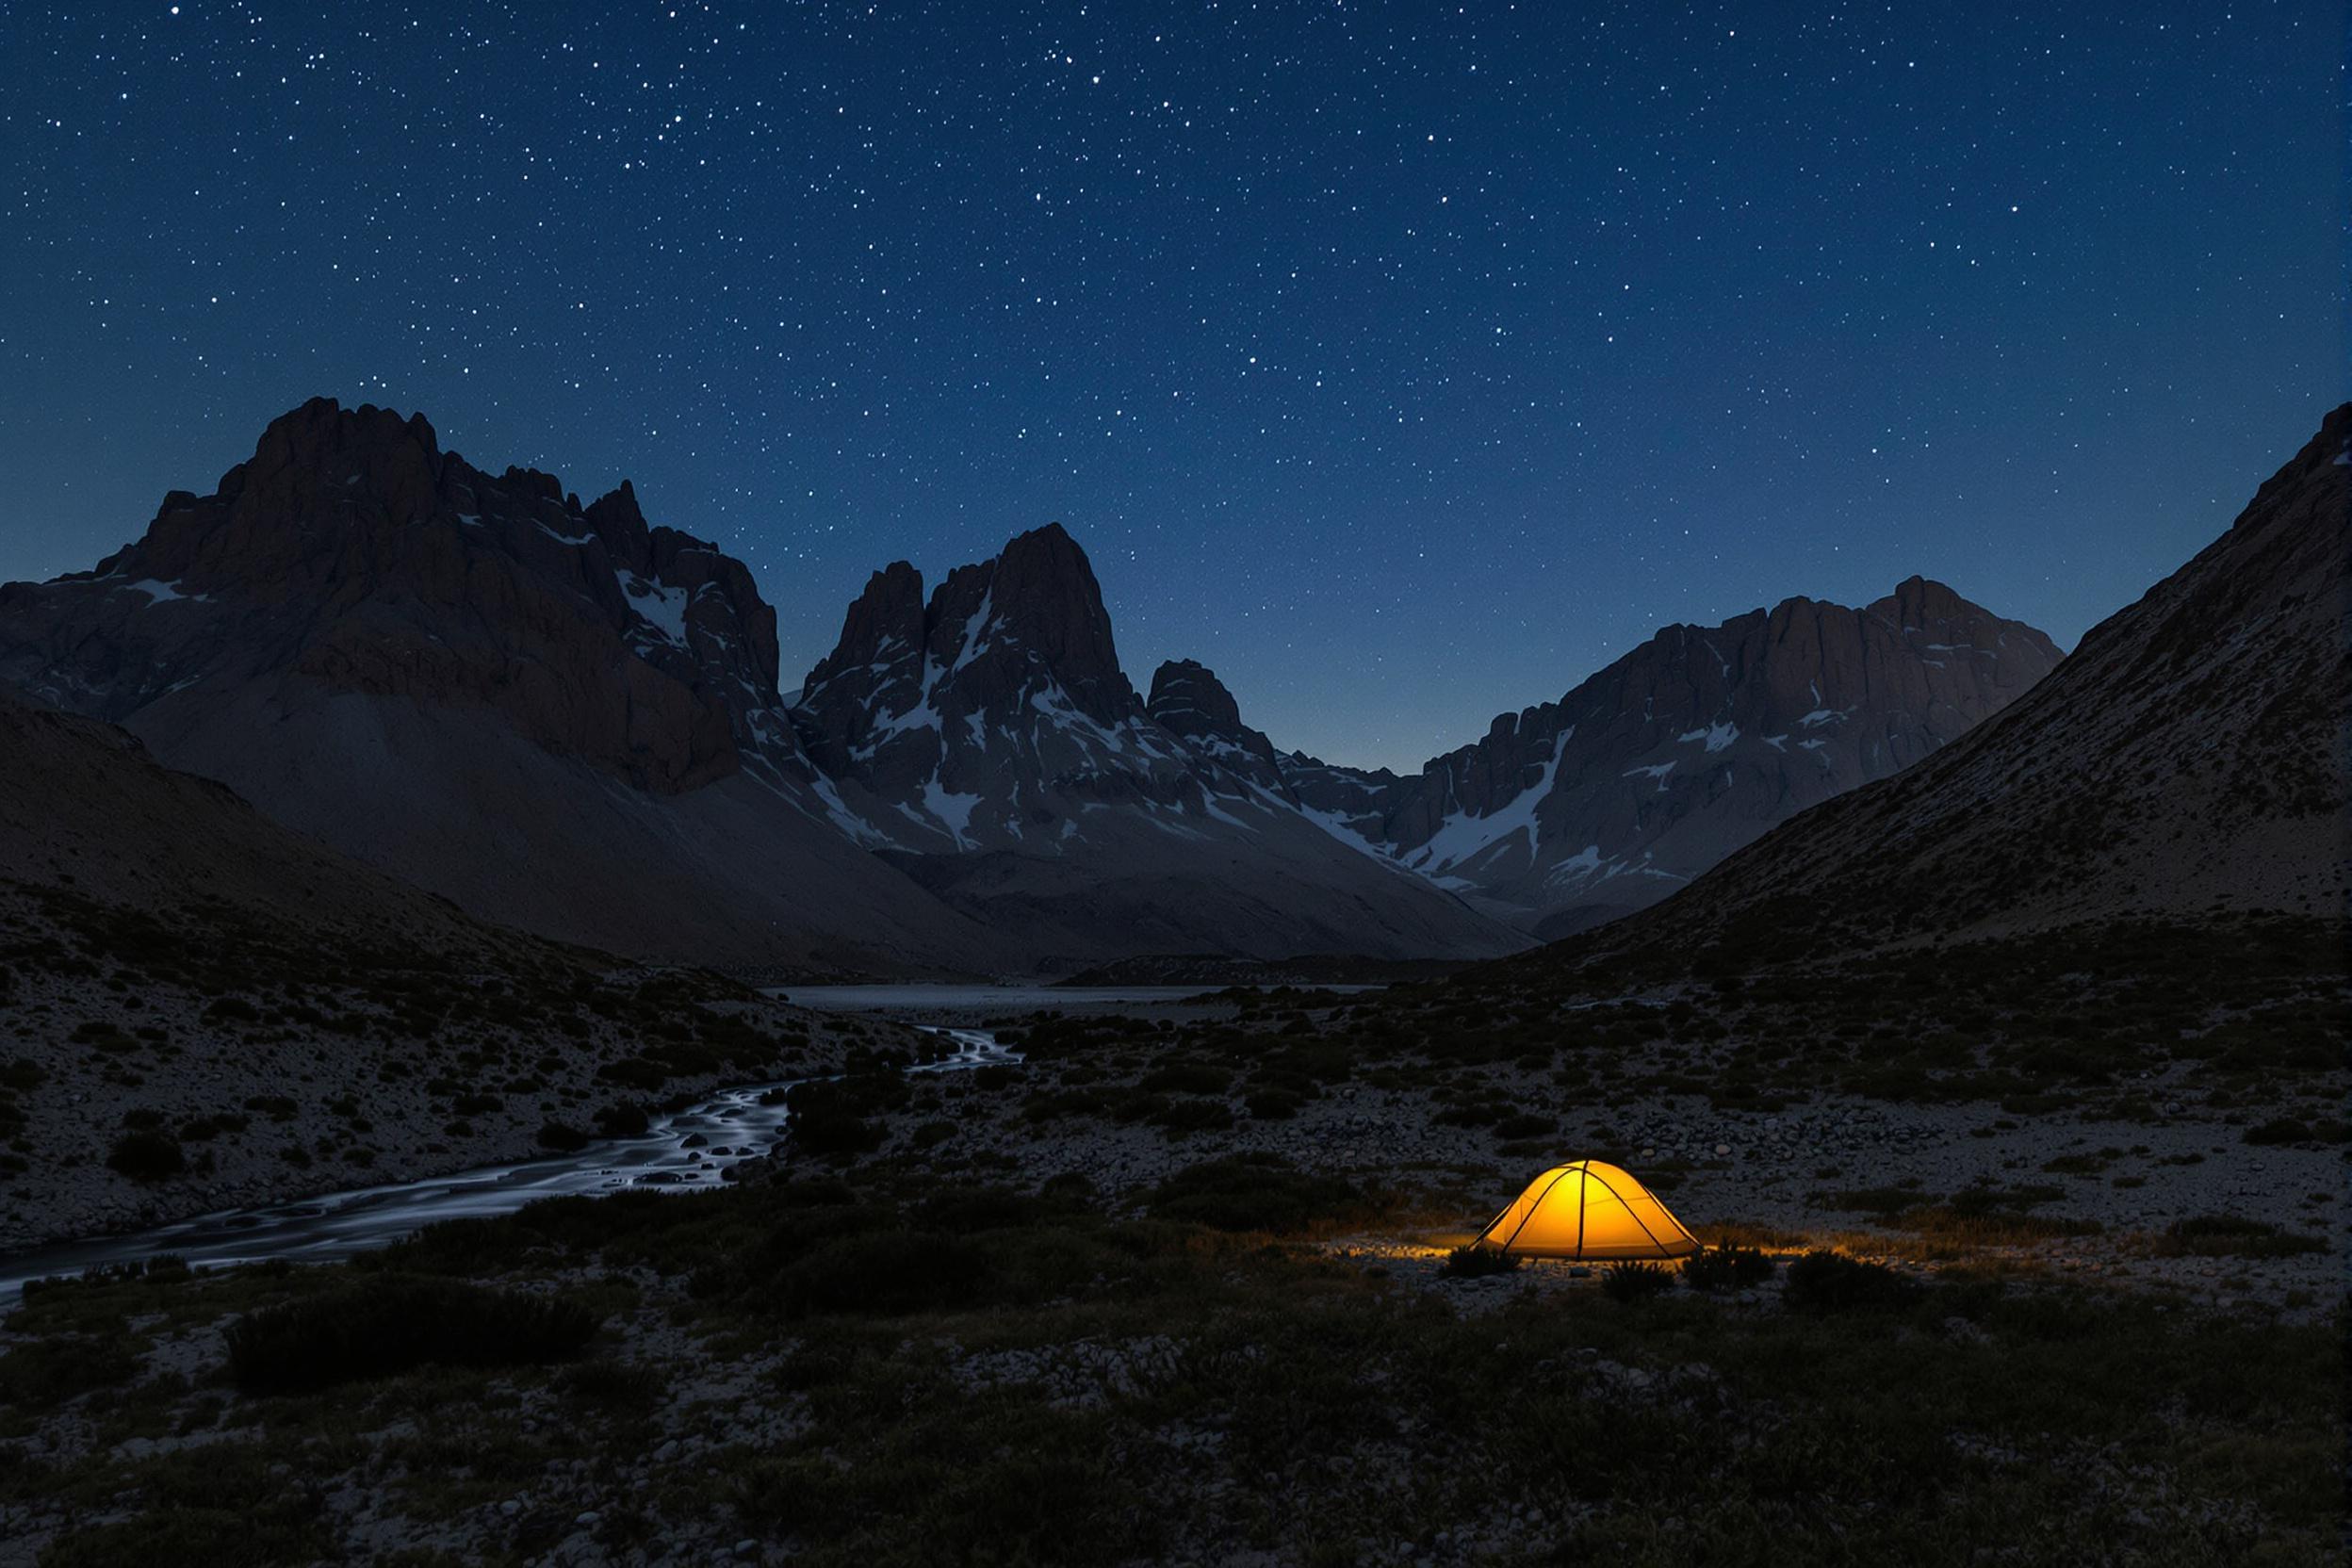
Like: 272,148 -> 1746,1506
0,400 -> 1519,973
0,399 -> 1016,976
1537,403 -> 2351,976
791,526 -> 1523,965
1282,579 -> 2063,936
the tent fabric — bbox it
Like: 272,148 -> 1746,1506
1474,1160 -> 1700,1260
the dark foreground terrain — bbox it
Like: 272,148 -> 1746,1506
3,944 -> 2342,1568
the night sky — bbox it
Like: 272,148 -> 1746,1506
0,3 -> 2337,769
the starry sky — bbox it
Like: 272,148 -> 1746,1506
0,3 -> 2339,770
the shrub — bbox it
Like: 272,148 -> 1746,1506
1245,1089 -> 1303,1120
1149,1098 -> 1235,1136
1601,1261 -> 1675,1301
557,1357 -> 666,1412
595,1102 -> 650,1136
535,1122 -> 591,1152
106,1129 -> 185,1182
1440,1244 -> 1520,1280
1681,1244 -> 1774,1292
786,1081 -> 886,1158
1139,1063 -> 1232,1095
1493,1113 -> 1557,1140
0,1332 -> 140,1404
2149,1216 -> 2327,1259
1782,1250 -> 1919,1314
177,1112 -> 249,1142
2242,1118 -> 2314,1146
1147,1153 -> 1368,1233
776,1232 -> 995,1317
224,1276 -> 599,1393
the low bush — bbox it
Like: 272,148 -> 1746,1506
2149,1216 -> 2326,1259
1245,1089 -> 1303,1120
1681,1244 -> 1774,1292
535,1122 -> 591,1152
1492,1113 -> 1557,1140
1149,1098 -> 1235,1136
1147,1153 -> 1369,1233
594,1102 -> 650,1137
2240,1118 -> 2341,1146
1139,1063 -> 1232,1095
1440,1244 -> 1520,1280
106,1130 -> 185,1182
1782,1250 -> 1919,1314
785,1080 -> 884,1158
0,1332 -> 141,1404
776,1231 -> 995,1318
224,1276 -> 599,1394
1600,1261 -> 1675,1301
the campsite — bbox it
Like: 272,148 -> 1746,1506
0,4 -> 2343,1562
1,979 -> 2339,1565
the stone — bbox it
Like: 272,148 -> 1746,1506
1279,576 -> 2061,934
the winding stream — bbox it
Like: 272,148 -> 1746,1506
0,1026 -> 1016,1301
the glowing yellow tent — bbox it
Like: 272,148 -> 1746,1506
1473,1160 -> 1700,1260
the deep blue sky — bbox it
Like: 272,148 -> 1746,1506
0,3 -> 2339,769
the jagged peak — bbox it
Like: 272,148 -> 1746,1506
1146,659 -> 1246,733
246,397 -> 441,475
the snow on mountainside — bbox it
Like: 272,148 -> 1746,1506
1282,578 -> 2063,936
1534,402 -> 2352,972
0,395 -> 2081,973
0,400 -> 1017,974
790,525 -> 1523,963
0,402 -> 1516,972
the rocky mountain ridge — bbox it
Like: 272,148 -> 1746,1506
1,396 -> 2083,972
1282,577 -> 2063,935
1530,402 -> 2352,975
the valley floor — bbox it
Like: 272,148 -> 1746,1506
0,984 -> 2343,1566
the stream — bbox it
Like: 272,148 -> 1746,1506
0,1026 -> 1015,1302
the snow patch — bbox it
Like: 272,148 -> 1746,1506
1405,729 -> 1572,877
620,573 -> 691,644
921,781 -> 983,848
117,579 -> 210,604
1676,721 -> 1739,753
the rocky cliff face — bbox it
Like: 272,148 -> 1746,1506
1541,404 -> 2352,969
1146,660 -> 1292,795
790,527 -> 1521,961
792,524 -> 1200,850
1283,577 -> 2063,934
0,409 -> 1520,970
0,398 -> 800,795
0,400 -> 1015,974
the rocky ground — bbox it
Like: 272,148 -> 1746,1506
0,986 -> 2342,1565
0,911 -> 929,1251
827,990 -> 2346,1320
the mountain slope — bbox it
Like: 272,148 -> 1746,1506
1284,579 -> 2061,935
1543,402 -> 2351,974
0,400 -> 1021,974
0,682 -> 896,1245
0,400 -> 1522,972
792,526 -> 1525,964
